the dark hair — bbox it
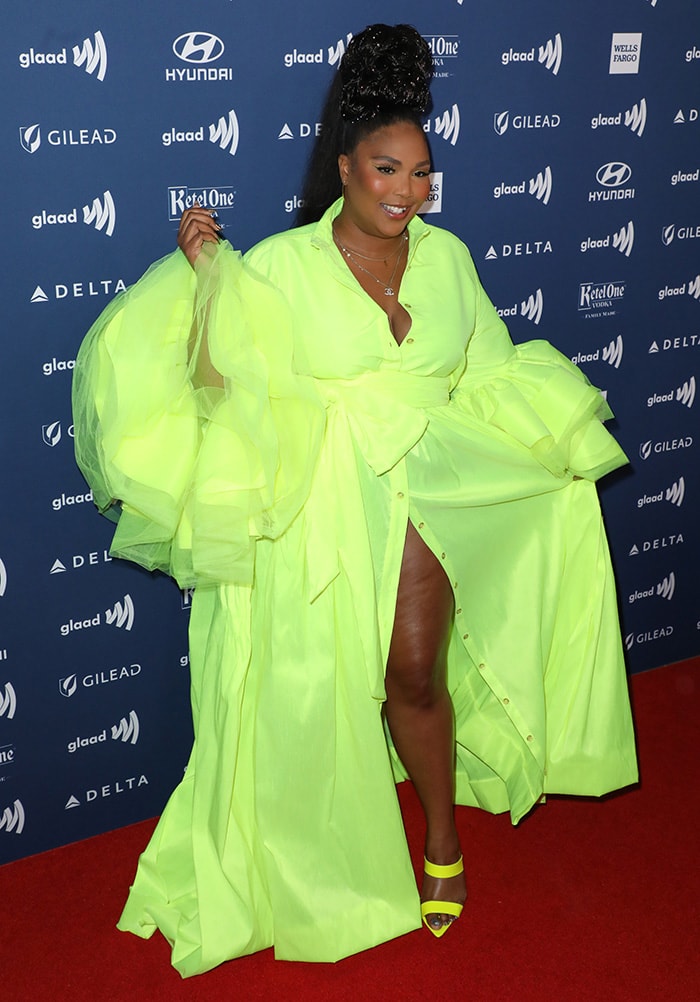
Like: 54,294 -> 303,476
295,24 -> 433,226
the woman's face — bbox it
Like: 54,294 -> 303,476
337,120 -> 432,241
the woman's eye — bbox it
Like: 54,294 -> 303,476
376,165 -> 395,174
415,170 -> 431,178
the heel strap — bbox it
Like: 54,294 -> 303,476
423,854 -> 464,878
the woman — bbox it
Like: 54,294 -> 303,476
73,24 -> 637,978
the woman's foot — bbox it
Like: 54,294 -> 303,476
421,850 -> 467,934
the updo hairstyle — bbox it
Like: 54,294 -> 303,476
295,24 -> 433,226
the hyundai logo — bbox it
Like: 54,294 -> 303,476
596,162 -> 632,187
173,32 -> 224,64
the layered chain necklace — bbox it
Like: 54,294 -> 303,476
333,228 -> 408,297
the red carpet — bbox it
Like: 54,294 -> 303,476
2,660 -> 698,1001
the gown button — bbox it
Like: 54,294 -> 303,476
397,491 -> 405,499
418,522 -> 425,529
526,735 -> 534,742
455,607 -> 462,615
405,337 -> 414,344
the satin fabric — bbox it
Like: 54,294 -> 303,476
72,201 -> 637,976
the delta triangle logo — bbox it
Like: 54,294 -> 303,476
31,285 -> 48,303
50,559 -> 67,574
278,123 -> 294,140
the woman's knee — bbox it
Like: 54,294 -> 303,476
386,654 -> 446,710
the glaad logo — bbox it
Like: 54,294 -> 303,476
591,99 -> 647,137
167,32 -> 231,81
580,222 -> 634,257
59,594 -> 135,636
493,110 -> 561,135
571,335 -> 624,369
112,710 -> 140,745
67,711 -> 140,753
31,192 -> 116,236
18,30 -> 107,82
493,166 -> 552,205
59,664 -> 142,697
610,33 -> 642,75
0,683 -> 16,719
0,799 -> 25,835
497,289 -> 543,325
661,223 -> 700,245
658,276 -> 700,300
646,377 -> 696,409
637,477 -> 686,509
19,124 -> 116,154
501,33 -> 562,75
629,573 -> 675,604
578,280 -> 625,318
686,47 -> 700,62
283,32 -> 353,68
638,436 -> 693,460
590,162 -> 635,202
167,185 -> 235,220
0,557 -> 6,596
425,105 -> 461,145
671,169 -> 699,186
162,110 -> 239,156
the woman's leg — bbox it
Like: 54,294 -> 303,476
385,520 -> 465,931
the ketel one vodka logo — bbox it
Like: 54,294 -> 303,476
0,799 -> 25,835
59,594 -> 135,637
18,30 -> 107,81
67,710 -> 140,753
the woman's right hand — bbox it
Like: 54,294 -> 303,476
177,203 -> 222,267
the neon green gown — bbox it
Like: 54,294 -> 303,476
72,199 -> 638,977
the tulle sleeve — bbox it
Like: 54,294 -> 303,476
72,240 -> 325,587
452,260 -> 628,482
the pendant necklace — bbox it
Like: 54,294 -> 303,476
334,231 -> 408,297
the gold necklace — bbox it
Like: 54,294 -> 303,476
335,232 -> 407,296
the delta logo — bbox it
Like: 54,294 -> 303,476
497,289 -> 543,325
493,166 -> 552,205
31,191 -> 116,236
18,30 -> 107,81
283,32 -> 353,68
162,109 -> 239,156
674,108 -> 699,125
501,32 -> 562,75
166,31 -> 232,81
571,335 -> 624,369
628,534 -> 684,557
64,774 -> 149,810
591,98 -> 647,137
30,277 -> 126,304
648,335 -> 700,353
485,238 -> 553,260
580,221 -> 634,257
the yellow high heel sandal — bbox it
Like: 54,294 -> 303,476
421,855 -> 464,939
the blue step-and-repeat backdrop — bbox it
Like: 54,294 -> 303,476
1,0 -> 698,862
